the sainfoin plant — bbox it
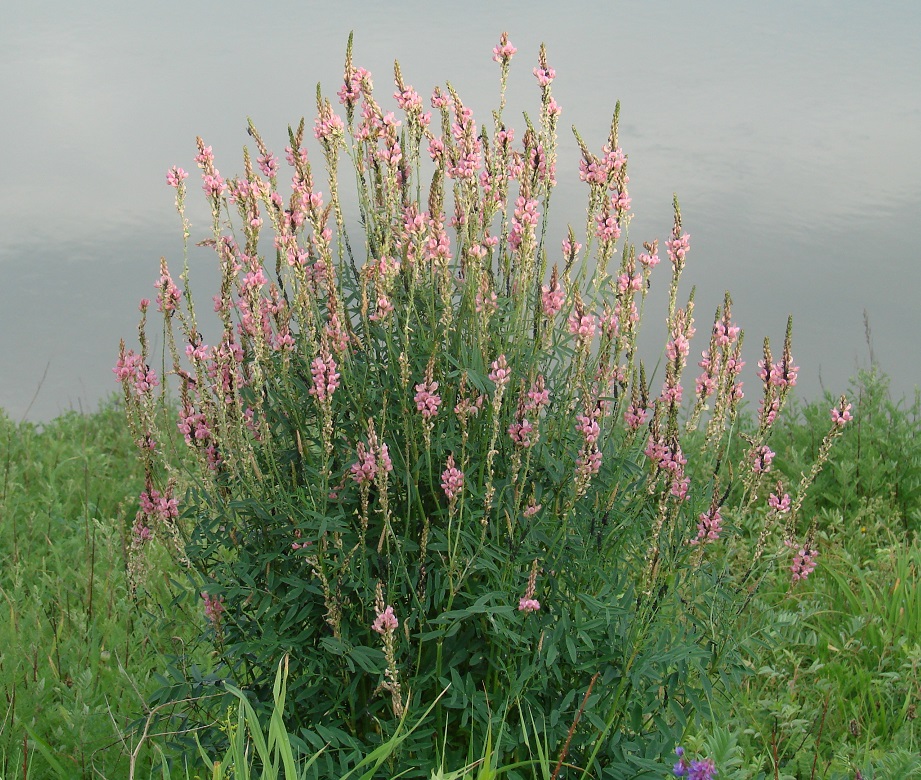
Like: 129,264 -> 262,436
116,33 -> 850,777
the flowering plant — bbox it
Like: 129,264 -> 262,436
117,33 -> 848,776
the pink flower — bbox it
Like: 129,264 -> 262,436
314,105 -> 345,142
488,355 -> 511,388
541,280 -> 564,318
624,405 -> 648,431
414,380 -> 442,420
568,312 -> 597,342
257,152 -> 278,179
791,545 -> 818,582
309,348 -> 340,403
475,283 -> 498,315
525,377 -> 550,412
751,445 -> 775,474
831,402 -> 853,426
166,166 -> 188,187
492,32 -> 517,64
372,605 -> 399,634
155,261 -> 182,313
768,487 -> 791,513
518,597 -> 541,613
441,454 -> 464,501
595,212 -> 621,241
370,296 -> 394,321
350,442 -> 378,484
690,506 -> 723,545
533,66 -> 556,87
575,447 -> 602,477
202,591 -> 224,626
639,239 -> 660,268
666,231 -> 690,266
508,418 -> 535,448
665,333 -> 690,362
336,66 -> 371,107
562,237 -> 582,259
431,87 -> 450,109
576,413 -> 600,445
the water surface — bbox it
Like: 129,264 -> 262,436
2,0 -> 919,420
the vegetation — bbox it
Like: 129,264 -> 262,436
1,32 -> 919,780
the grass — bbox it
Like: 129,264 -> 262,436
2,367 -> 921,778
0,399 -> 197,779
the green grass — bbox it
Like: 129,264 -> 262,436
0,399 -> 196,779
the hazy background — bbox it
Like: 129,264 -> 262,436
2,0 -> 919,421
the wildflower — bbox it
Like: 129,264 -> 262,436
624,404 -> 648,431
525,376 -> 550,412
790,544 -> 818,582
523,498 -> 542,518
256,152 -> 278,179
492,32 -> 517,64
666,230 -> 690,268
541,274 -> 565,318
690,505 -> 723,545
638,239 -> 660,268
475,278 -> 498,315
561,237 -> 582,259
768,486 -> 791,513
370,295 -> 394,321
371,604 -> 399,634
518,560 -> 541,613
831,402 -> 853,426
751,445 -> 775,473
202,591 -> 225,627
576,413 -> 600,445
314,103 -> 346,143
673,747 -> 717,780
568,311 -> 597,342
309,347 -> 340,403
488,355 -> 511,388
533,65 -> 556,87
350,442 -> 378,484
414,379 -> 442,420
166,166 -> 188,187
155,260 -> 182,314
508,418 -> 535,448
441,454 -> 464,501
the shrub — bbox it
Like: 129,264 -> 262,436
116,33 -> 850,778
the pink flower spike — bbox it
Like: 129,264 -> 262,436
518,597 -> 541,613
768,488 -> 791,513
372,604 -> 399,634
533,65 -> 556,87
831,402 -> 853,426
441,454 -> 464,501
791,545 -> 818,582
413,380 -> 442,420
166,166 -> 188,187
488,355 -> 511,388
751,445 -> 775,474
492,32 -> 517,64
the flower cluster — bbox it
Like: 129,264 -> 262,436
441,454 -> 464,502
673,747 -> 716,780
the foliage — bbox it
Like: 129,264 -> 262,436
771,366 -> 921,539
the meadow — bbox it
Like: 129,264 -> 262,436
3,33 -> 920,780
